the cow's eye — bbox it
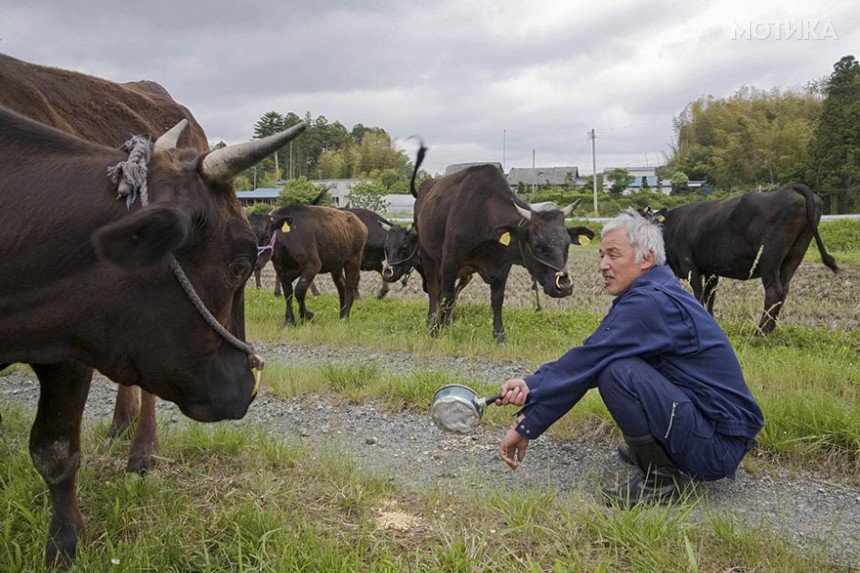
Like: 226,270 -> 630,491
229,258 -> 253,281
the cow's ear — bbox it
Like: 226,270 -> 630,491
567,226 -> 595,245
272,215 -> 294,233
493,224 -> 526,246
92,205 -> 190,269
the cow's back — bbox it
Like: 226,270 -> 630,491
0,54 -> 208,150
416,165 -> 517,260
280,206 -> 367,271
666,189 -> 818,279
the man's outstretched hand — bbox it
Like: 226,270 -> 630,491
499,415 -> 529,469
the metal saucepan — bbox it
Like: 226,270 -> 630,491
431,384 -> 504,434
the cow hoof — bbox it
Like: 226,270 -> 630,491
300,311 -> 315,321
126,452 -> 157,475
284,317 -> 296,326
45,531 -> 78,569
108,419 -> 133,439
495,333 -> 506,344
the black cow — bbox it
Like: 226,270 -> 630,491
344,208 -> 398,299
411,145 -> 594,342
647,183 -> 838,334
0,105 -> 306,566
248,212 -> 276,289
270,205 -> 368,323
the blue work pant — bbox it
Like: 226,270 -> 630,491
597,357 -> 751,481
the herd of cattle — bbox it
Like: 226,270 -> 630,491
0,53 -> 839,566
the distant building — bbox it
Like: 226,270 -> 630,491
235,187 -> 281,206
444,162 -> 504,175
603,166 -> 707,196
507,166 -> 583,189
312,178 -> 372,207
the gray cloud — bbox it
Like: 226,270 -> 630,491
1,0 -> 855,174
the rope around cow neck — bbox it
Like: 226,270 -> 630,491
108,138 -> 263,371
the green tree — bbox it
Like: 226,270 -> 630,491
641,176 -> 650,192
608,168 -> 635,194
808,55 -> 860,213
671,171 -> 690,194
245,203 -> 273,216
277,177 -> 329,206
348,181 -> 390,213
254,112 -> 287,180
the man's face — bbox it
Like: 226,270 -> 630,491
598,228 -> 654,296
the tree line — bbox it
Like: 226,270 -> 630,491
668,55 -> 859,213
229,111 -> 427,195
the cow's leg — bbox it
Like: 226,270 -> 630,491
342,256 -> 362,318
376,272 -> 390,299
531,278 -> 543,312
277,270 -> 300,325
273,275 -> 282,298
490,274 -> 510,343
688,269 -> 705,304
309,279 -> 320,297
296,266 -> 321,321
757,257 -> 789,336
30,361 -> 92,567
254,268 -> 263,289
702,275 -> 719,315
126,390 -> 158,474
331,268 -> 347,314
109,384 -> 140,438
439,260 -> 460,327
423,259 -> 442,334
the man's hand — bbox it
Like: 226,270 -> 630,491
499,416 -> 529,469
498,378 -> 529,406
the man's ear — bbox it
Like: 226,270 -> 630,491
567,226 -> 595,245
493,224 -> 526,247
92,204 -> 190,269
641,249 -> 656,271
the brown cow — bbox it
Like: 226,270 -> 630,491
411,145 -> 594,342
269,205 -> 367,323
0,53 -> 210,474
0,104 -> 306,565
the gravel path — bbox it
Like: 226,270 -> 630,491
2,341 -> 859,568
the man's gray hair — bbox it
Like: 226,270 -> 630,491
602,208 -> 666,266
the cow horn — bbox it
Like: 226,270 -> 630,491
560,198 -> 582,216
201,121 -> 308,182
154,119 -> 188,150
513,202 -> 532,221
406,222 -> 414,232
379,222 -> 392,232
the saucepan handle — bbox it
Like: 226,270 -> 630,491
482,393 -> 504,406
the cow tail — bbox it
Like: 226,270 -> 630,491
410,141 -> 427,198
311,186 -> 330,205
793,183 -> 838,273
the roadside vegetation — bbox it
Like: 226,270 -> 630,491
0,406 -> 842,572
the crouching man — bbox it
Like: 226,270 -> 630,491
497,209 -> 763,505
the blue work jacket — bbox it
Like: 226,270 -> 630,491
517,265 -> 764,440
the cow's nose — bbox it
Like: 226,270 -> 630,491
555,271 -> 572,290
382,266 -> 394,280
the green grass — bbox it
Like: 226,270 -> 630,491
0,406 -> 843,572
248,284 -> 860,476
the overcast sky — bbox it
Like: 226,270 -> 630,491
1,0 -> 856,176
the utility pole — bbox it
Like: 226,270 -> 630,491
590,129 -> 598,215
289,141 -> 293,179
532,148 -> 536,194
502,129 -> 506,171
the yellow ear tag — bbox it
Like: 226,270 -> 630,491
499,231 -> 511,246
657,215 -> 666,223
281,221 -> 291,233
578,235 -> 591,245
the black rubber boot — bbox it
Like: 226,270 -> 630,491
602,434 -> 685,507
617,442 -> 635,466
